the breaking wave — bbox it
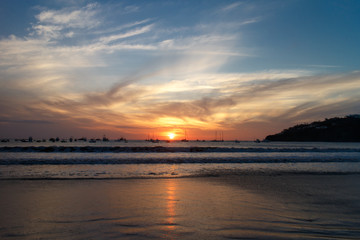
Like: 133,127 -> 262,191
1,146 -> 360,153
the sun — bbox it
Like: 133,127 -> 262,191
168,133 -> 175,140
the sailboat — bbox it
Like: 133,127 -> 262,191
181,129 -> 189,142
145,133 -> 159,143
211,131 -> 224,142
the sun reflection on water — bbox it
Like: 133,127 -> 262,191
165,179 -> 177,231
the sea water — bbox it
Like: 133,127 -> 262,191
1,140 -> 360,179
1,141 -> 360,239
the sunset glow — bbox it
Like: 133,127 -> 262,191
168,133 -> 175,140
0,1 -> 359,140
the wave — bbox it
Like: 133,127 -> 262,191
1,146 -> 360,153
1,156 -> 360,165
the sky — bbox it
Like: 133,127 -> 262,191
0,0 -> 360,140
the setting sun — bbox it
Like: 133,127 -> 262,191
168,133 -> 175,140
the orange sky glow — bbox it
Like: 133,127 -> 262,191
0,1 -> 360,140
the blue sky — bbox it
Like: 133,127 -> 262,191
0,0 -> 360,140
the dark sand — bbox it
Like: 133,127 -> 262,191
1,174 -> 360,239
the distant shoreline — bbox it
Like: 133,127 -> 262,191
265,115 -> 360,142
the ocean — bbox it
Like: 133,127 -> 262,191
1,140 -> 360,179
1,140 -> 360,239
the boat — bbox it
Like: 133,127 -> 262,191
181,129 -> 189,142
211,131 -> 224,142
115,137 -> 127,142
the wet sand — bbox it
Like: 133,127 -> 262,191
1,174 -> 360,239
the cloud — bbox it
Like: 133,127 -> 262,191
36,3 -> 99,29
0,119 -> 54,124
124,5 -> 140,13
272,98 -> 360,123
31,4 -> 100,41
137,71 -> 360,131
221,2 -> 243,12
239,17 -> 262,26
1,2 -> 359,139
92,18 -> 152,35
98,24 -> 154,44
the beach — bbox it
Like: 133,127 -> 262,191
2,0 -> 360,239
1,173 -> 360,239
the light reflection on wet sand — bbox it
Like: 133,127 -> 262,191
165,180 -> 177,229
163,179 -> 178,240
1,175 -> 360,239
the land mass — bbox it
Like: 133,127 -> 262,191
265,115 -> 360,142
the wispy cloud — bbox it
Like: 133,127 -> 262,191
92,19 -> 152,35
0,119 -> 54,124
31,3 -> 100,41
307,64 -> 341,69
239,17 -> 262,26
138,71 -> 360,131
221,2 -> 243,12
98,24 -> 154,44
36,3 -> 100,29
1,1 -> 359,139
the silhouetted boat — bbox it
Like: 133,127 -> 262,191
212,131 -> 224,142
115,137 -> 126,142
181,129 -> 189,142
